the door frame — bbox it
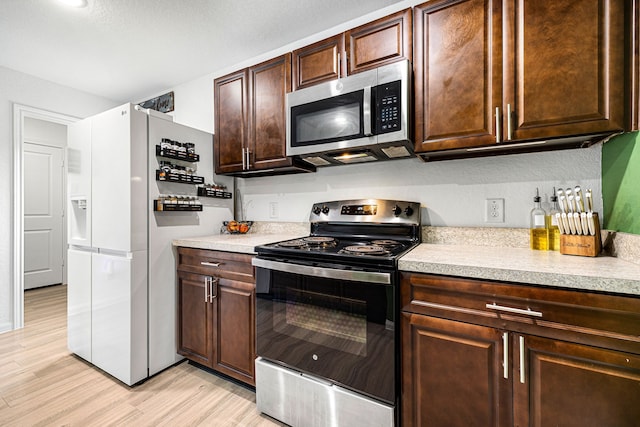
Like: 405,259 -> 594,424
12,104 -> 78,330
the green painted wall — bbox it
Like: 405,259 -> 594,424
602,131 -> 640,235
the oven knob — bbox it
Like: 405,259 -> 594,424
404,206 -> 414,216
392,205 -> 402,216
312,206 -> 321,215
321,205 -> 330,215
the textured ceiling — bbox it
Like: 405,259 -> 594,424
0,0 -> 404,102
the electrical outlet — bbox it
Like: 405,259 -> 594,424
269,202 -> 279,219
485,198 -> 504,223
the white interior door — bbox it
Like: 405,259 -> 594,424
23,143 -> 64,289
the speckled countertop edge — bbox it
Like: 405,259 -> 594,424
399,244 -> 640,296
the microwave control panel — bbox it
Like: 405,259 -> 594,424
374,80 -> 401,134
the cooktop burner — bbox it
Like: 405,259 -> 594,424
254,199 -> 421,268
303,236 -> 336,245
341,245 -> 389,255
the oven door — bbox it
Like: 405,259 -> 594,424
253,258 -> 397,404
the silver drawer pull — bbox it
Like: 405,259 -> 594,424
502,332 -> 509,379
200,261 -> 222,267
486,303 -> 542,317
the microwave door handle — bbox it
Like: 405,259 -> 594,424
363,86 -> 373,136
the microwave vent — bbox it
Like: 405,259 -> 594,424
381,145 -> 412,159
302,156 -> 332,166
331,151 -> 378,164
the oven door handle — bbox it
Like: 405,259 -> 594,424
252,258 -> 391,285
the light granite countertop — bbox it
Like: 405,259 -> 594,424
172,233 -> 305,254
173,224 -> 640,297
399,244 -> 640,296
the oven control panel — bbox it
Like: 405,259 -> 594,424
310,199 -> 420,225
341,204 -> 377,216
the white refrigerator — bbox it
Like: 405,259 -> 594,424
67,103 -> 232,385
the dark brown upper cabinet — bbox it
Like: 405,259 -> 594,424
293,9 -> 412,91
414,0 -> 628,159
215,54 -> 314,176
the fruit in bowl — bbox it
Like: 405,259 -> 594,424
224,220 -> 252,234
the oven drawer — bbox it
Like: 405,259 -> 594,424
400,272 -> 640,355
177,247 -> 254,283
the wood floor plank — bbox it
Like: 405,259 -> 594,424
0,285 -> 286,426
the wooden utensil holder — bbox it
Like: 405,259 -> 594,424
559,213 -> 601,257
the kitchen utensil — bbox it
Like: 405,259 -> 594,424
566,212 -> 576,234
556,212 -> 566,234
574,186 -> 585,213
573,212 -> 583,235
585,188 -> 593,212
561,212 -> 571,234
567,193 -> 577,214
587,212 -> 596,235
580,212 -> 588,235
559,194 -> 569,214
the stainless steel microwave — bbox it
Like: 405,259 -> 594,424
286,60 -> 413,166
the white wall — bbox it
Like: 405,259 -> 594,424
0,65 -> 119,333
234,146 -> 602,227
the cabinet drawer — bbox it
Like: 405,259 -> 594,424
177,247 -> 254,283
401,272 -> 640,355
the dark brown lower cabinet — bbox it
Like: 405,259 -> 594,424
401,272 -> 640,427
177,248 -> 256,386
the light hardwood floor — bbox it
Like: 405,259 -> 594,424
0,285 -> 286,426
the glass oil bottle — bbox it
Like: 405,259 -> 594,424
547,188 -> 561,251
530,188 -> 549,250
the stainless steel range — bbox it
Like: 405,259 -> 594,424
252,199 -> 420,427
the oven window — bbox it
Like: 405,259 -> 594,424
256,266 -> 396,403
274,290 -> 367,356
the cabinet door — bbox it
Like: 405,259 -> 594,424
292,34 -> 345,90
248,55 -> 293,171
177,270 -> 214,368
214,278 -> 256,385
514,335 -> 640,427
214,69 -> 248,174
402,312 -> 511,427
413,0 -> 503,153
505,0 -> 626,140
345,8 -> 412,75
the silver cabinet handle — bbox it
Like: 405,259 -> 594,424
241,148 -> 246,170
245,148 -> 251,170
200,261 -> 221,267
519,336 -> 525,384
210,277 -> 218,300
495,107 -> 501,143
503,332 -> 509,379
486,303 -> 542,317
204,276 -> 210,303
506,103 -> 513,141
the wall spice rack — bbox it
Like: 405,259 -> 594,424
156,170 -> 205,184
153,200 -> 203,212
155,145 -> 200,162
197,187 -> 233,199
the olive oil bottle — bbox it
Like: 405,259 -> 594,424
530,188 -> 549,250
547,188 -> 561,251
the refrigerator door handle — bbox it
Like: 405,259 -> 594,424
97,248 -> 133,259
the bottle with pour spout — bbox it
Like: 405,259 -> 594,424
547,187 -> 561,251
530,188 -> 549,250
